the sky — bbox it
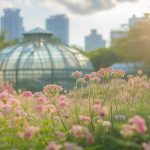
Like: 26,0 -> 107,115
0,0 -> 149,48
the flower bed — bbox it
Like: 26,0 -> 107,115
0,68 -> 150,150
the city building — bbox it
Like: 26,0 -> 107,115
85,29 -> 106,51
110,29 -> 127,46
46,15 -> 69,45
129,15 -> 140,28
1,8 -> 24,41
0,28 -> 93,91
110,13 -> 150,46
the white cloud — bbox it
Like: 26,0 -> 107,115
17,0 -> 34,5
37,0 -> 139,15
0,1 -> 14,9
0,0 -> 139,15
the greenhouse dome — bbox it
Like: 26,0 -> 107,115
0,28 -> 94,91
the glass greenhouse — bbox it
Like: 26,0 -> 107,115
0,28 -> 94,91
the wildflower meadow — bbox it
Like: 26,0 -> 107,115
0,67 -> 150,150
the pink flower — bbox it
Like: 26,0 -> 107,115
44,84 -> 63,97
46,141 -> 62,150
23,125 -> 40,139
1,104 -> 12,113
54,131 -> 66,139
8,98 -> 20,106
121,115 -> 147,138
59,95 -> 68,108
35,105 -> 44,113
33,92 -> 43,97
92,102 -> 101,114
89,72 -> 97,78
0,82 -> 14,94
22,91 -> 33,98
15,108 -> 27,117
72,125 -> 89,138
129,79 -> 135,87
60,100 -> 68,108
143,142 -> 150,150
71,71 -> 83,79
84,74 -> 90,82
86,132 -> 94,145
129,115 -> 147,133
90,76 -> 101,83
72,125 -> 93,144
99,106 -> 109,118
92,103 -> 109,117
79,115 -> 90,123
45,104 -> 56,113
97,67 -> 113,77
64,142 -> 83,150
120,124 -> 134,137
36,96 -> 48,104
0,91 -> 13,103
59,95 -> 67,101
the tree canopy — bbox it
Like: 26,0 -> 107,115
113,15 -> 150,65
85,48 -> 120,70
0,32 -> 16,50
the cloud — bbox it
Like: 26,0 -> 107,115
0,1 -> 14,9
0,0 -> 139,15
41,0 -> 139,15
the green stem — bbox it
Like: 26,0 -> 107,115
88,83 -> 94,130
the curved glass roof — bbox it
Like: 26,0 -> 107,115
0,28 -> 92,71
0,28 -> 94,91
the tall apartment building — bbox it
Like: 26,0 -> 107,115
46,15 -> 69,45
129,15 -> 140,28
1,8 -> 24,41
85,29 -> 106,51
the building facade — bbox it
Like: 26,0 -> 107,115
110,14 -> 149,46
0,28 -> 93,91
85,29 -> 106,51
46,15 -> 69,45
110,30 -> 127,46
1,8 -> 24,41
129,15 -> 140,28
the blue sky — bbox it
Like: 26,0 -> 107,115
0,0 -> 149,47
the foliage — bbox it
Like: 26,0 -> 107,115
0,32 -> 17,50
85,48 -> 120,70
0,68 -> 150,149
112,15 -> 150,66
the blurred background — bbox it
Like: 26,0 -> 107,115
0,0 -> 150,90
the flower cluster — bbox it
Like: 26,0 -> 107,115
71,125 -> 94,144
18,124 -> 40,139
71,71 -> 83,79
59,95 -> 69,109
143,142 -> 150,150
0,69 -> 149,150
120,115 -> 147,137
97,67 -> 125,79
43,84 -> 63,97
46,141 -> 62,150
92,102 -> 109,118
79,115 -> 90,123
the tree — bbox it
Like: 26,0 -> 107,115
113,14 -> 150,65
0,32 -> 16,50
85,48 -> 120,70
